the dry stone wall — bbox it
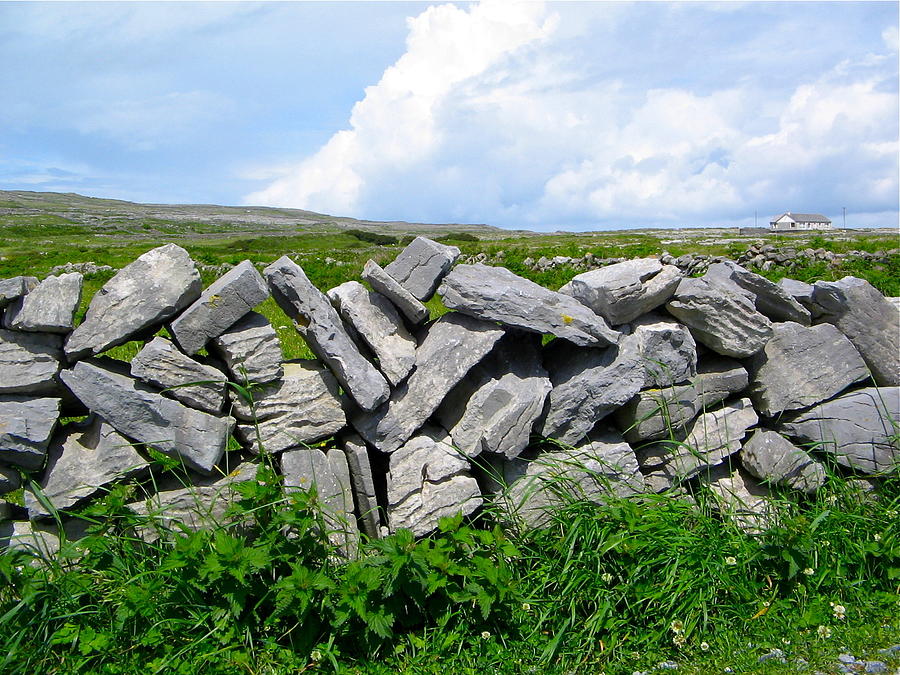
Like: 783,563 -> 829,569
2,235 -> 899,555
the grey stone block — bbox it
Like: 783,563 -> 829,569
384,236 -> 460,301
59,359 -> 233,475
131,337 -> 228,414
0,328 -> 63,395
0,276 -> 38,309
264,256 -> 389,411
210,311 -> 283,385
706,261 -> 811,325
741,429 -> 826,493
0,396 -> 60,470
341,433 -> 381,539
439,263 -> 619,347
361,259 -> 430,326
629,313 -> 697,388
65,244 -> 201,360
170,260 -> 270,355
3,273 -> 83,333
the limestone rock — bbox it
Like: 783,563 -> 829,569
59,359 -> 233,475
282,447 -> 358,556
0,328 -> 63,394
777,278 -> 815,306
3,273 -> 83,333
811,277 -> 900,386
699,464 -> 774,534
495,430 -> 644,528
384,236 -> 460,301
780,387 -> 899,474
741,429 -> 826,493
328,280 -> 416,387
65,244 -> 201,360
665,276 -> 773,357
351,313 -> 504,453
559,258 -> 682,325
706,261 -> 811,325
210,311 -> 283,385
127,461 -> 258,537
361,260 -> 430,326
130,337 -> 228,414
170,260 -> 269,355
232,360 -> 346,454
25,417 -> 149,519
386,426 -> 481,537
439,264 -> 619,347
264,256 -> 389,411
0,396 -> 60,470
638,398 -> 757,488
341,433 -> 381,538
437,332 -> 551,459
0,521 -> 61,558
628,313 -> 697,388
0,465 -> 21,495
540,336 -> 644,446
748,322 -> 869,416
614,357 -> 749,442
0,276 -> 38,308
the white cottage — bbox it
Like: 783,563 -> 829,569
769,212 -> 833,231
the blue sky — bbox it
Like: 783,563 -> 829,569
1,1 -> 897,230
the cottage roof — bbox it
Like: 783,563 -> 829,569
773,212 -> 831,223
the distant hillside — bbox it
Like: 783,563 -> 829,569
0,190 -> 527,239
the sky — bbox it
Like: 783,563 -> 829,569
1,1 -> 897,230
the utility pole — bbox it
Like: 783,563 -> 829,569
842,206 -> 846,229
755,210 -> 757,227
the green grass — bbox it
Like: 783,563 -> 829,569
1,466 -> 897,674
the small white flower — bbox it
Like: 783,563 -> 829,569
481,631 -> 491,640
601,572 -> 614,583
817,625 -> 832,638
700,641 -> 710,651
874,534 -> 882,542
672,634 -> 686,647
310,650 -> 322,662
782,638 -> 791,645
725,556 -> 737,565
670,620 -> 684,634
802,567 -> 815,576
832,604 -> 846,620
521,603 -> 531,612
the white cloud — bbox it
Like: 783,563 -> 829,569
245,2 -> 898,228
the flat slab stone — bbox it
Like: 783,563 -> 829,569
741,429 -> 826,493
628,313 -> 697,388
351,313 -> 504,453
59,359 -> 233,475
812,276 -> 900,386
361,260 -> 429,326
265,256 -> 389,411
0,328 -> 63,395
384,236 -> 460,301
614,357 -> 750,442
25,416 -> 149,519
559,258 -> 682,325
65,244 -> 201,360
0,396 -> 60,470
131,337 -> 228,414
748,322 -> 869,417
780,386 -> 900,474
439,263 -> 619,347
232,360 -> 346,454
0,276 -> 38,308
706,261 -> 811,325
328,280 -> 416,387
437,332 -> 550,459
699,464 -> 774,534
386,426 -> 481,537
3,272 -> 83,333
170,260 -> 270,355
0,464 -> 21,495
495,430 -> 644,528
282,446 -> 358,557
540,335 -> 644,446
665,276 -> 773,358
342,433 -> 381,538
210,311 -> 283,385
638,397 -> 758,488
127,461 -> 258,537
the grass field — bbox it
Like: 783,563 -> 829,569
1,191 -> 899,673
